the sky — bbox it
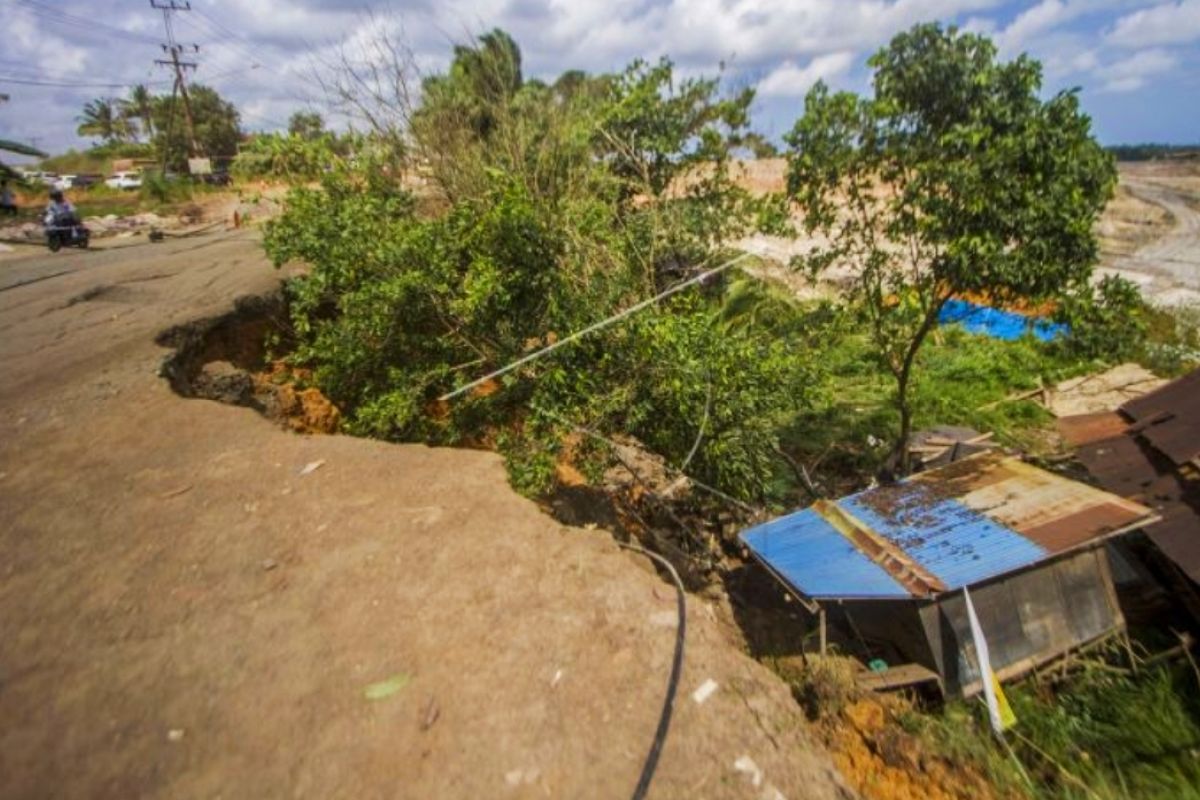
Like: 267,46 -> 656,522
1,0 -> 1198,161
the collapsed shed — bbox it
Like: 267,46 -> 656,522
739,452 -> 1158,696
1059,368 -> 1200,613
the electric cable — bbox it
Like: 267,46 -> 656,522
440,251 -> 753,401
0,75 -> 172,89
14,0 -> 162,45
615,541 -> 686,800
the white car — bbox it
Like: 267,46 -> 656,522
105,171 -> 142,190
53,175 -> 77,191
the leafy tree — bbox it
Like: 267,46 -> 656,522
594,58 -> 753,199
266,31 -> 815,504
287,110 -> 325,140
736,132 -> 779,159
151,84 -> 241,169
416,27 -> 523,143
77,98 -> 135,144
232,130 -> 344,181
592,58 -> 757,280
785,23 -> 1115,473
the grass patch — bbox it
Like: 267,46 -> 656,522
779,320 -> 1089,496
36,143 -> 154,177
1141,304 -> 1200,377
903,649 -> 1200,800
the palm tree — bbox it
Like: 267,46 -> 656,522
77,98 -> 119,142
128,85 -> 154,142
76,97 -> 136,143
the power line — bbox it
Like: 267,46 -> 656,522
0,75 -> 171,89
175,11 -> 260,67
439,252 -> 755,402
185,6 -> 265,66
197,64 -> 262,86
15,0 -> 162,45
192,6 -> 258,52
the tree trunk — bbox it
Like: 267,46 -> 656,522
893,372 -> 914,475
889,298 -> 948,477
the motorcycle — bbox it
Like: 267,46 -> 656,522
44,211 -> 89,252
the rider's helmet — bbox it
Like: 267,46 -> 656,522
50,189 -> 65,202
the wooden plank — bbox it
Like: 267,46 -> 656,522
856,662 -> 942,691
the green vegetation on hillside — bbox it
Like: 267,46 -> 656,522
1108,143 -> 1200,162
785,23 -> 1118,472
906,651 -> 1200,800
256,24 -> 1200,800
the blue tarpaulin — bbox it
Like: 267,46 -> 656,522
939,298 -> 1068,342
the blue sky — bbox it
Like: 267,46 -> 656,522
1,0 -> 1197,159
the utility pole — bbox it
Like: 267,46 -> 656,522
151,0 -> 200,168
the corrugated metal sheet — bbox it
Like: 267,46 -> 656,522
840,494 -> 1047,591
956,457 -> 1151,549
1058,411 -> 1129,447
739,452 -> 1157,600
1076,432 -> 1200,584
741,510 -> 911,599
1120,368 -> 1200,466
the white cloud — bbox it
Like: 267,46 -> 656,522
996,0 -> 1071,55
1094,47 -> 1178,92
1107,1 -> 1200,47
961,15 -> 999,34
1,0 -> 1196,155
757,51 -> 856,97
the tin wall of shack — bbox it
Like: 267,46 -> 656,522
917,545 -> 1123,696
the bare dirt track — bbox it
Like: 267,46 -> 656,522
1101,162 -> 1200,306
0,232 -> 850,799
731,159 -> 1200,308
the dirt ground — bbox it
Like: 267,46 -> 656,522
731,160 -> 1200,308
1101,161 -> 1200,306
0,231 -> 852,799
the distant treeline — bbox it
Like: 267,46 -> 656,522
1108,143 -> 1200,161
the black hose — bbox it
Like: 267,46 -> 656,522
618,542 -> 686,800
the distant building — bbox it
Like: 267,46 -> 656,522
740,452 -> 1157,696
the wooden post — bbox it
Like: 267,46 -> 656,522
819,606 -> 827,655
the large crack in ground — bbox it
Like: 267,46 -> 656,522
151,290 -> 1016,800
155,292 -> 340,434
153,289 -> 811,641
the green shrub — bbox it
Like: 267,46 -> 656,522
231,132 -> 345,182
138,171 -> 193,205
1054,275 -> 1148,361
1141,304 -> 1200,377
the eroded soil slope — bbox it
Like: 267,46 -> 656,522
0,232 -> 850,799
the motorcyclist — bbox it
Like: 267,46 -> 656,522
43,189 -> 78,228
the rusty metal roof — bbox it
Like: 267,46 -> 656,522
1120,368 -> 1200,467
1060,369 -> 1200,584
1076,432 -> 1200,583
1057,411 -> 1129,447
740,452 -> 1157,600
